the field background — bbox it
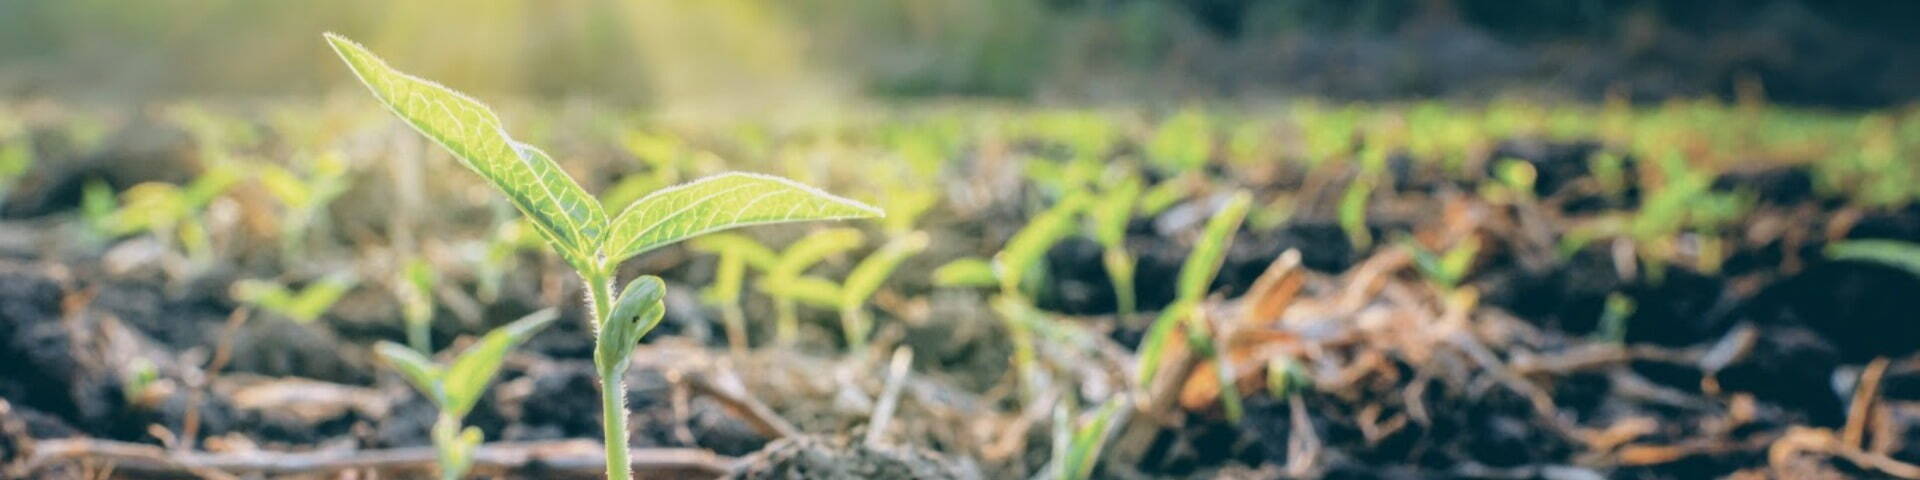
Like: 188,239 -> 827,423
4,1 -> 1920,479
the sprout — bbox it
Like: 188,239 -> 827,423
326,34 -> 879,480
376,309 -> 557,480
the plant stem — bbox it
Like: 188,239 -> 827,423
721,301 -> 748,355
598,366 -> 631,480
774,298 -> 797,346
583,269 -> 632,480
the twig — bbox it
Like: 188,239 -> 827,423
182,307 -> 249,451
686,366 -> 800,440
864,347 -> 914,447
1843,357 -> 1891,450
17,438 -> 735,479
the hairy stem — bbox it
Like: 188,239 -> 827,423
583,270 -> 632,480
598,366 -> 631,480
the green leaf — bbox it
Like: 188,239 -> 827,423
443,308 -> 557,417
841,232 -> 930,310
1135,299 -> 1194,386
769,228 -> 866,281
1177,192 -> 1251,301
601,172 -> 882,266
780,276 -> 845,309
325,33 -> 607,269
287,273 -> 358,324
374,341 -> 445,406
996,193 -> 1090,295
1828,239 -> 1920,279
596,276 -> 666,374
690,233 -> 780,271
1339,177 -> 1373,251
1089,176 -> 1141,249
933,257 -> 999,288
1062,397 -> 1126,480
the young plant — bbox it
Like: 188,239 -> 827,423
376,309 -> 556,480
1135,191 -> 1251,421
232,273 -> 358,324
258,151 -> 351,259
397,258 -> 439,353
1405,236 -> 1481,291
326,34 -> 878,480
1048,396 -> 1128,480
755,228 -> 865,345
937,193 -> 1090,396
103,164 -> 244,264
839,231 -> 930,349
1087,175 -> 1142,317
688,233 -> 779,352
0,124 -> 34,211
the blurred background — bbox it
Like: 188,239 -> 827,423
4,0 -> 1918,109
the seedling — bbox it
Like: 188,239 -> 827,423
755,228 -> 865,345
0,125 -> 34,211
1087,175 -> 1142,316
1135,191 -> 1251,421
232,273 -> 358,324
1146,109 -> 1212,174
936,193 -> 1090,396
376,309 -> 556,480
326,34 -> 878,480
397,258 -> 439,353
688,233 -> 778,352
1405,236 -> 1481,291
1826,239 -> 1920,280
102,164 -> 244,264
258,151 -> 351,259
1047,396 -> 1128,480
839,231 -> 930,349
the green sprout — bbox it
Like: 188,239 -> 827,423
1146,109 -> 1212,174
839,231 -> 929,349
258,151 -> 351,259
232,273 -> 358,324
935,193 -> 1090,397
688,233 -> 778,352
1406,236 -> 1481,291
101,165 -> 244,264
1594,292 -> 1635,344
1135,191 -> 1251,421
326,34 -> 878,480
755,228 -> 865,345
1049,396 -> 1128,480
1087,175 -> 1142,316
376,309 -> 557,480
398,258 -> 439,353
0,125 -> 34,211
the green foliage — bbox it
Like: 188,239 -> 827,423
1135,192 -> 1250,418
1051,397 -> 1127,480
1146,109 -> 1212,173
259,151 -> 351,257
1827,239 -> 1920,280
330,34 -> 877,480
840,232 -> 930,348
233,273 -> 357,324
1338,176 -> 1374,251
1594,292 -> 1635,344
756,228 -> 864,343
995,193 -> 1091,297
1407,237 -> 1481,290
602,173 -> 882,267
375,309 -> 556,480
1178,193 -> 1251,301
327,34 -> 607,271
932,257 -> 999,288
399,258 -> 439,353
